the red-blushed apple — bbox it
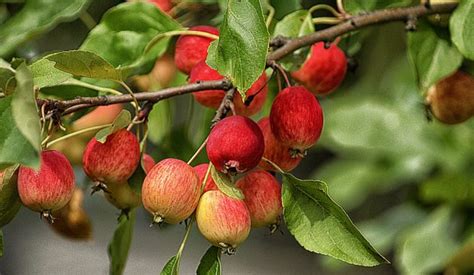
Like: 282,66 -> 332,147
206,115 -> 264,174
50,188 -> 92,240
426,70 -> 474,124
142,158 -> 201,224
292,42 -> 347,95
196,190 -> 251,253
189,61 -> 268,116
194,163 -> 217,192
236,169 -> 282,229
270,86 -> 324,154
72,104 -> 123,132
148,0 -> 173,13
142,153 -> 156,174
257,117 -> 302,172
83,129 -> 141,186
18,150 -> 75,221
174,26 -> 219,74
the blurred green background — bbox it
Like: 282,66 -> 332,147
0,0 -> 473,274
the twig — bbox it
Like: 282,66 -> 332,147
211,88 -> 236,127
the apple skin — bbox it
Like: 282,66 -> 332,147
270,86 -> 324,153
194,163 -> 217,192
236,169 -> 282,228
196,190 -> 251,250
142,154 -> 156,174
82,129 -> 141,184
18,150 -> 75,213
149,0 -> 173,13
189,61 -> 268,116
257,117 -> 302,172
174,26 -> 219,74
104,182 -> 141,211
206,115 -> 265,174
141,158 -> 201,224
292,42 -> 347,95
426,70 -> 474,124
50,188 -> 92,240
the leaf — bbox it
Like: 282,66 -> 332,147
147,100 -> 172,144
210,165 -> 244,200
282,173 -> 388,266
0,229 -> 3,257
29,58 -> 72,88
0,66 -> 16,95
42,50 -> 123,81
0,164 -> 21,227
450,0 -> 474,60
272,10 -> 314,71
0,0 -> 91,57
270,0 -> 302,20
396,206 -> 460,275
161,256 -> 179,275
39,84 -> 97,100
344,0 -> 412,14
206,0 -> 269,99
108,209 -> 136,275
0,97 -> 39,169
80,2 -> 181,77
95,110 -> 132,143
11,64 -> 41,153
420,173 -> 474,207
197,246 -> 222,275
407,21 -> 463,90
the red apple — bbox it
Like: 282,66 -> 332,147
257,117 -> 302,172
292,42 -> 347,95
83,129 -> 141,185
142,153 -> 156,174
18,150 -> 75,220
270,86 -> 324,154
196,190 -> 251,253
194,163 -> 217,192
142,158 -> 201,224
174,26 -> 219,74
206,115 -> 264,174
189,61 -> 268,116
236,169 -> 282,228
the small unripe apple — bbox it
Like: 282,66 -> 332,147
83,129 -> 141,185
196,190 -> 251,252
174,26 -> 219,74
142,158 -> 201,224
206,116 -> 265,174
426,70 -> 474,124
270,86 -> 324,154
257,117 -> 302,172
292,42 -> 347,95
236,170 -> 282,229
104,182 -> 141,211
189,61 -> 268,116
142,153 -> 156,174
18,150 -> 75,220
194,163 -> 217,192
50,188 -> 92,240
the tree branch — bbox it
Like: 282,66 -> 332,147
38,3 -> 457,117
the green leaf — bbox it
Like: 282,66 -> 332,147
11,64 -> 41,153
197,246 -> 222,275
0,229 -> 3,257
206,0 -> 269,99
161,256 -> 179,275
344,0 -> 412,14
450,0 -> 474,60
148,100 -> 172,144
396,206 -> 460,275
270,0 -> 301,20
0,65 -> 16,95
0,164 -> 21,227
420,173 -> 474,207
29,58 -> 72,88
210,165 -> 244,200
273,10 -> 314,71
108,209 -> 136,275
0,97 -> 39,169
41,50 -> 123,81
408,21 -> 463,90
95,110 -> 132,143
282,173 -> 388,266
0,0 -> 91,57
80,2 -> 181,77
39,84 -> 97,100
